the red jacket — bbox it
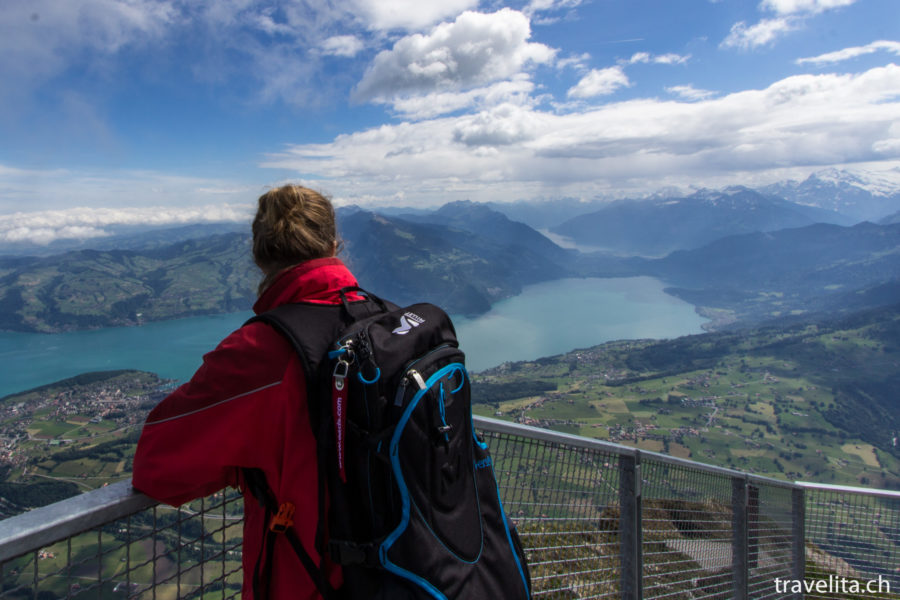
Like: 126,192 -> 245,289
132,257 -> 355,599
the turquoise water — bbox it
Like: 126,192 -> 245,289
0,277 -> 706,398
455,277 -> 705,370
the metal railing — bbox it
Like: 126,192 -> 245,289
0,417 -> 897,599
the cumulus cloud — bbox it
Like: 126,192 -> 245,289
452,103 -> 544,146
797,40 -> 900,65
354,9 -> 556,104
0,204 -> 253,245
262,65 -> 900,204
567,67 -> 630,98
390,78 -> 537,120
721,18 -> 797,50
761,0 -> 857,15
348,0 -> 478,31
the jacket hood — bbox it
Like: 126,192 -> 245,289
253,257 -> 358,314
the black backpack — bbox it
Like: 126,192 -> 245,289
243,287 -> 531,600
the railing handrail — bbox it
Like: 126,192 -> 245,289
474,416 -> 798,488
0,416 -> 896,569
0,480 -> 153,563
796,480 -> 900,499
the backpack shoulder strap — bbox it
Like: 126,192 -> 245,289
240,294 -> 389,600
244,468 -> 335,600
247,302 -> 347,386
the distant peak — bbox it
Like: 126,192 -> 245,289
804,168 -> 900,197
436,199 -> 478,211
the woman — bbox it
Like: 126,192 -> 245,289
133,185 -> 353,599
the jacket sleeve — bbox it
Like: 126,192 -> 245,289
132,323 -> 294,506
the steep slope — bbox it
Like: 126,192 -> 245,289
0,233 -> 257,333
339,210 -> 569,314
399,200 -> 573,264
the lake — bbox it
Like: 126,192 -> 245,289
0,277 -> 706,398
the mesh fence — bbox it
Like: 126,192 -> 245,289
0,489 -> 244,600
746,482 -> 795,600
804,486 -> 900,600
0,420 -> 897,599
640,458 -> 734,600
482,428 -> 622,599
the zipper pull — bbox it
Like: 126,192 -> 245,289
394,377 -> 409,407
409,369 -> 427,390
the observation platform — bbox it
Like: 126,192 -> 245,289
0,417 -> 897,599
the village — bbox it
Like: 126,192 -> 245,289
0,372 -> 167,474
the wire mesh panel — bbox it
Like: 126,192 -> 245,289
747,482 -> 795,599
3,419 -> 900,600
0,488 -> 243,600
804,486 -> 899,600
480,427 -> 622,599
640,458 -> 734,600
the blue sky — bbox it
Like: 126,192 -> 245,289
1,0 -> 899,244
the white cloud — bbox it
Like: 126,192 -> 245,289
0,204 -> 253,245
321,35 -> 365,58
522,0 -> 583,24
390,78 -> 537,120
666,85 -> 717,101
348,0 -> 479,31
354,9 -> 556,103
797,40 -> 900,65
452,103 -> 544,146
761,0 -> 857,16
722,0 -> 858,52
523,0 -> 583,15
262,65 -> 900,205
567,67 -> 630,98
721,18 -> 797,50
0,0 -> 178,98
625,52 -> 690,65
557,53 -> 591,71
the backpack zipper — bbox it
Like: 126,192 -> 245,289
393,369 -> 426,406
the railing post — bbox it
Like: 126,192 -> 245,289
791,487 -> 806,599
619,452 -> 642,600
748,483 -> 759,570
732,476 -> 748,600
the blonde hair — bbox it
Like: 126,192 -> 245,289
252,185 -> 339,293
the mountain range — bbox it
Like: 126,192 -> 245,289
483,168 -> 900,231
0,204 -> 574,332
550,187 -> 852,256
1,169 -> 899,333
760,168 -> 900,223
645,221 -> 900,326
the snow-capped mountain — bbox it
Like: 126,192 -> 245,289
549,187 -> 849,257
761,168 -> 900,223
